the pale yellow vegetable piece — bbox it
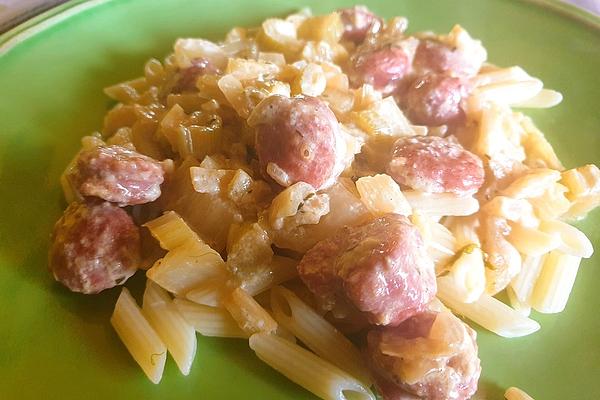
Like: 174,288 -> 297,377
355,174 -> 411,217
223,287 -> 278,335
147,238 -> 227,295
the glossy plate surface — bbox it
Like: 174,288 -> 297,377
0,0 -> 599,399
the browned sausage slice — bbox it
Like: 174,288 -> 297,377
387,135 -> 484,196
49,201 -> 140,294
70,145 -> 165,206
298,214 -> 436,326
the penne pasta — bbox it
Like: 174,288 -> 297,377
436,276 -> 540,338
403,191 -> 479,217
174,298 -> 248,338
110,288 -> 167,384
446,216 -> 481,247
270,286 -> 371,385
507,222 -> 560,256
142,281 -> 197,376
512,89 -> 562,108
249,333 -> 375,400
530,250 -> 582,314
539,220 -> 594,258
223,287 -> 278,335
473,79 -> 543,106
510,255 -> 545,304
505,386 -> 535,400
506,286 -> 532,317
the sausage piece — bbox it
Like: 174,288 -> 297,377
349,44 -> 410,95
401,74 -> 469,126
297,214 -> 436,326
70,145 -> 165,206
49,201 -> 141,294
338,6 -> 382,44
387,135 -> 484,196
251,95 -> 342,190
413,39 -> 482,78
367,307 -> 481,400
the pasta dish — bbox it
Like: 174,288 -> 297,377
47,6 -> 600,400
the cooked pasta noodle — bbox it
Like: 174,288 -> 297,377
437,276 -> 540,338
270,286 -> 371,385
142,281 -> 197,375
249,333 -> 375,400
174,298 -> 248,338
111,288 -> 167,384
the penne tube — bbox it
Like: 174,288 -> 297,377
472,66 -> 530,87
143,211 -> 200,251
270,286 -> 371,385
436,276 -> 540,338
223,287 -> 278,334
446,216 -> 480,247
510,255 -> 545,304
507,223 -> 560,256
249,333 -> 375,400
474,79 -> 543,105
530,250 -> 581,314
512,89 -> 563,108
505,386 -> 535,400
506,286 -> 532,317
355,174 -> 412,217
110,288 -> 167,384
142,281 -> 197,376
403,191 -> 479,217
539,220 -> 594,258
174,298 -> 248,338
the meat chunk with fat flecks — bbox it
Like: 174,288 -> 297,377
70,145 -> 165,206
367,307 -> 481,400
387,135 -> 484,196
49,201 -> 141,294
401,73 -> 470,126
349,44 -> 411,95
413,38 -> 483,78
298,214 -> 436,326
338,5 -> 382,44
251,95 -> 343,190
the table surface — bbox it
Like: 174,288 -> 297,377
0,0 -> 599,33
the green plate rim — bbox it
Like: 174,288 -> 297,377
0,0 -> 599,58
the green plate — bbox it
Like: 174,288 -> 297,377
0,0 -> 598,399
